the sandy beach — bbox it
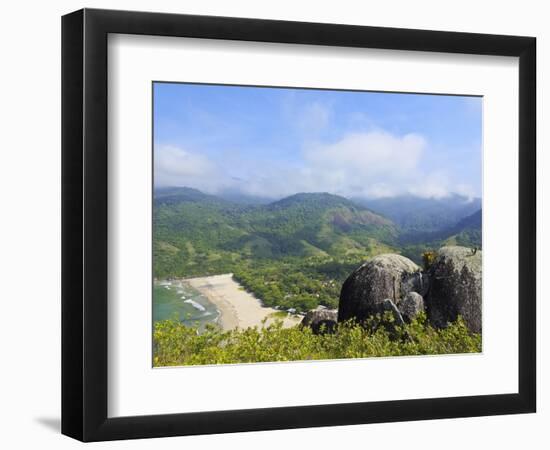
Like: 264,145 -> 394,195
185,274 -> 302,331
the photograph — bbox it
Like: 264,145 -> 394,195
152,82 -> 483,367
0,1 -> 542,446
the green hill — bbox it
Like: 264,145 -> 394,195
154,189 -> 398,276
399,209 -> 482,264
153,188 -> 398,311
441,209 -> 482,247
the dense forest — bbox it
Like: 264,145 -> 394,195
153,187 -> 482,313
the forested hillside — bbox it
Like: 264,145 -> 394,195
154,187 -> 481,312
361,194 -> 481,235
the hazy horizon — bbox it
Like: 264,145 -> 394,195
154,185 -> 482,205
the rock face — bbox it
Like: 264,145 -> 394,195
337,246 -> 482,333
425,246 -> 482,333
400,292 -> 425,322
338,254 -> 423,323
301,309 -> 338,334
380,299 -> 405,326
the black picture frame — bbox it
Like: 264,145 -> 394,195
61,8 -> 536,442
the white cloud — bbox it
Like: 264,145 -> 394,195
295,130 -> 428,197
297,102 -> 331,133
154,131 -> 476,200
154,145 -> 221,191
363,183 -> 400,199
306,130 -> 424,176
454,183 -> 477,201
407,171 -> 452,199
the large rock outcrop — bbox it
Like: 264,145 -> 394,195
301,308 -> 338,334
400,291 -> 425,322
338,254 -> 425,323
379,298 -> 405,326
425,246 -> 482,333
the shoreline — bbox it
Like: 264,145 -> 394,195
183,273 -> 302,331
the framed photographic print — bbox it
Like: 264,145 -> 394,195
61,8 -> 536,442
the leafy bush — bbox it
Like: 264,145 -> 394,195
422,250 -> 437,270
153,313 -> 481,366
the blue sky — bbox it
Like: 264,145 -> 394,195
154,82 -> 482,200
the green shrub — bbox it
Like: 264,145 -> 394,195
153,313 -> 481,366
422,250 -> 437,270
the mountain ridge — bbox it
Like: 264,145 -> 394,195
355,193 -> 481,234
153,187 -> 398,277
153,187 -> 482,245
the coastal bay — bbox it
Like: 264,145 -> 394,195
154,274 -> 301,331
186,274 -> 302,331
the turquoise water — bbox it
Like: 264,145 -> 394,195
153,281 -> 219,330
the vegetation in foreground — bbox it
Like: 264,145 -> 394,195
153,313 -> 481,366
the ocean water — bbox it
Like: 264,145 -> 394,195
153,280 -> 219,330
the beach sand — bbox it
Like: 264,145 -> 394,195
185,274 -> 302,331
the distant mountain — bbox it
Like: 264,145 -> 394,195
268,192 -> 356,209
448,208 -> 481,231
154,186 -> 235,207
153,188 -> 397,277
215,190 -> 274,206
398,208 -> 482,264
356,194 -> 482,235
247,192 -> 398,256
441,209 -> 482,247
155,187 -> 277,206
